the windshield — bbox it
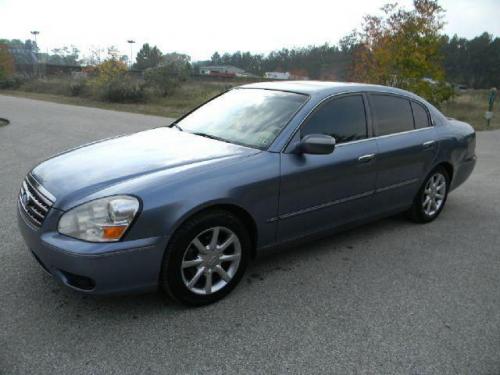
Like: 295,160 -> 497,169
175,88 -> 308,149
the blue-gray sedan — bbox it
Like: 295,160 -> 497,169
17,81 -> 476,305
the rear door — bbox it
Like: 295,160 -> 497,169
369,93 -> 437,212
277,94 -> 378,242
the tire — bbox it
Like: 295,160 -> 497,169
160,210 -> 250,306
408,166 -> 450,223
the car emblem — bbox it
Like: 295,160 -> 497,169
21,190 -> 31,206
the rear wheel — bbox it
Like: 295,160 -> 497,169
160,210 -> 250,306
408,166 -> 450,223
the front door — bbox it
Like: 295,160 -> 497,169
277,94 -> 378,242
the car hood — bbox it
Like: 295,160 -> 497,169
31,127 -> 258,207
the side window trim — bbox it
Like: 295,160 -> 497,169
362,92 -> 375,138
299,93 -> 369,144
367,92 -> 433,137
282,91 -> 433,153
409,99 -> 432,129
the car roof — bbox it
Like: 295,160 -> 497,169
239,80 -> 423,100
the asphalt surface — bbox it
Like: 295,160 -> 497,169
1,95 -> 499,375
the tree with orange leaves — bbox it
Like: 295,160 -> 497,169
351,0 -> 453,104
0,44 -> 15,80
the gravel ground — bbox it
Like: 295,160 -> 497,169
1,95 -> 499,374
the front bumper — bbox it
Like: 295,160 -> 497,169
17,202 -> 168,295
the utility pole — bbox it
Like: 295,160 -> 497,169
30,30 -> 40,77
127,40 -> 135,69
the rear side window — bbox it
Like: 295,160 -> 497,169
301,95 -> 367,144
370,94 -> 414,136
411,101 -> 430,129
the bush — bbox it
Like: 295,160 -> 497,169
87,59 -> 144,102
95,59 -> 128,83
69,80 -> 87,97
0,75 -> 24,89
144,62 -> 189,96
410,80 -> 455,107
99,77 -> 146,103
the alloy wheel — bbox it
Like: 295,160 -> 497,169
422,172 -> 447,216
181,226 -> 242,295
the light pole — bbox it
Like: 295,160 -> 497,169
30,30 -> 40,76
127,40 -> 135,69
30,30 -> 39,46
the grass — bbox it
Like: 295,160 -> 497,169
441,89 -> 500,131
1,81 -> 499,131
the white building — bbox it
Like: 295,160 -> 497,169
264,72 -> 290,80
199,65 -> 245,76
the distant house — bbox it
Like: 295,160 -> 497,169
264,71 -> 309,80
265,72 -> 290,80
199,65 -> 245,78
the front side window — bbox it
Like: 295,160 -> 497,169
301,95 -> 367,144
176,88 -> 308,149
371,94 -> 414,136
411,101 -> 430,129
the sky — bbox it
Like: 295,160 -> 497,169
0,0 -> 499,61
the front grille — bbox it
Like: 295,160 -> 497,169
18,176 -> 54,227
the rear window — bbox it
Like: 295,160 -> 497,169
411,101 -> 430,129
371,94 -> 414,136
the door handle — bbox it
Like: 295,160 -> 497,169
423,140 -> 436,148
358,153 -> 376,163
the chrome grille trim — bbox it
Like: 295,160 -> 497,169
19,175 -> 54,227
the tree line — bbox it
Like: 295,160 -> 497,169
442,33 -> 500,89
196,31 -> 499,90
3,32 -> 499,90
194,43 -> 354,80
2,34 -> 499,90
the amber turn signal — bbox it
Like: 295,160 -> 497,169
102,225 -> 128,240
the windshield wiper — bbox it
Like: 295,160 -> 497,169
170,122 -> 183,131
191,132 -> 230,143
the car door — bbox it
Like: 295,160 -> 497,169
368,93 -> 438,212
277,94 -> 379,242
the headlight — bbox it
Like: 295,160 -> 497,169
58,196 -> 140,242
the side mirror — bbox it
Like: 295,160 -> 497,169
299,134 -> 336,155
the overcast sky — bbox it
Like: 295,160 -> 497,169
0,0 -> 499,61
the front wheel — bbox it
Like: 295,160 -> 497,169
408,167 -> 450,223
160,210 -> 250,306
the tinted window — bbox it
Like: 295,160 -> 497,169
411,101 -> 430,129
371,95 -> 414,136
178,89 -> 308,149
301,95 -> 367,143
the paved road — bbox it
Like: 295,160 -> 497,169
1,95 -> 499,374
